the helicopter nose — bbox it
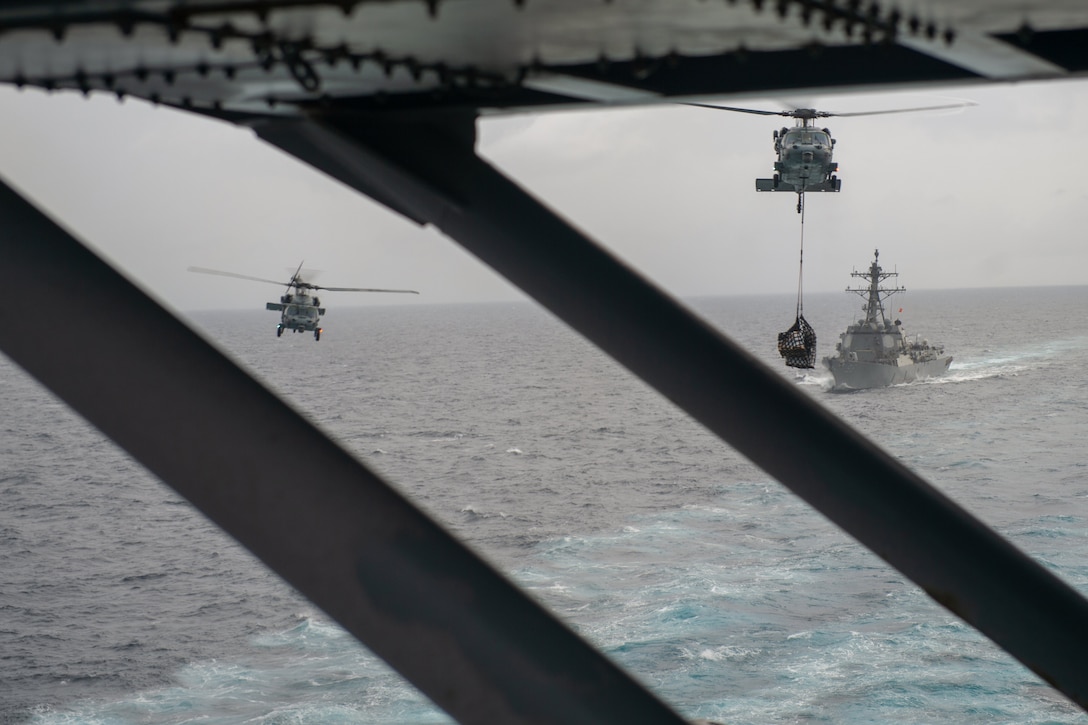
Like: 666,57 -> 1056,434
802,151 -> 814,163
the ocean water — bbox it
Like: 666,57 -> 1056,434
2,286 -> 1087,724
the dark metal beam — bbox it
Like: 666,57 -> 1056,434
256,114 -> 1088,710
551,42 -> 977,98
0,176 -> 691,725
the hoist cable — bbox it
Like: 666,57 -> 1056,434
796,193 -> 805,318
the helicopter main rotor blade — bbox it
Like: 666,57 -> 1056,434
686,101 -> 974,119
314,285 -> 420,294
683,102 -> 787,116
823,102 -> 976,117
187,266 -> 290,287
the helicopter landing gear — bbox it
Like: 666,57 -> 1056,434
276,324 -> 283,337
314,328 -> 322,341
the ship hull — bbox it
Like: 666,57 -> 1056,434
824,355 -> 952,390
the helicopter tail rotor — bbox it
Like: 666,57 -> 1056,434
286,261 -> 306,293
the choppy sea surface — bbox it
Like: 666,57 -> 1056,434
2,286 -> 1088,724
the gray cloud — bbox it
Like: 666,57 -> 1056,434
1,78 -> 1086,315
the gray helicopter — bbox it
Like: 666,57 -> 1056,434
689,102 -> 972,212
188,263 -> 419,341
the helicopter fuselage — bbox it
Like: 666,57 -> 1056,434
756,121 -> 841,194
266,292 -> 326,336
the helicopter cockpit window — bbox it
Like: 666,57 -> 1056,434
786,131 -> 829,146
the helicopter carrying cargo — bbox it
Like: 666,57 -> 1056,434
188,263 -> 419,340
688,101 -> 973,212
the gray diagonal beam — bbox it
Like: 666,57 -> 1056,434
256,114 -> 1088,710
0,177 -> 691,725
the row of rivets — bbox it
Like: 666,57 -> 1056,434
0,0 -> 461,47
0,0 -> 956,49
8,41 -> 507,108
2,0 -> 960,105
739,0 -> 956,46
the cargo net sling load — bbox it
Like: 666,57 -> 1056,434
779,313 -> 817,368
778,197 -> 817,369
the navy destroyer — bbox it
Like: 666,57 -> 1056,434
823,250 -> 951,389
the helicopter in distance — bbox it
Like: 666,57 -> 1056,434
188,263 -> 419,340
688,101 -> 974,213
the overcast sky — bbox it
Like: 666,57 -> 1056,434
1,77 -> 1087,312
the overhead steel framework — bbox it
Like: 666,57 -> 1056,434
3,1 -> 1088,722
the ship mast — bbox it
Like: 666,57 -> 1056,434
846,249 -> 904,326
